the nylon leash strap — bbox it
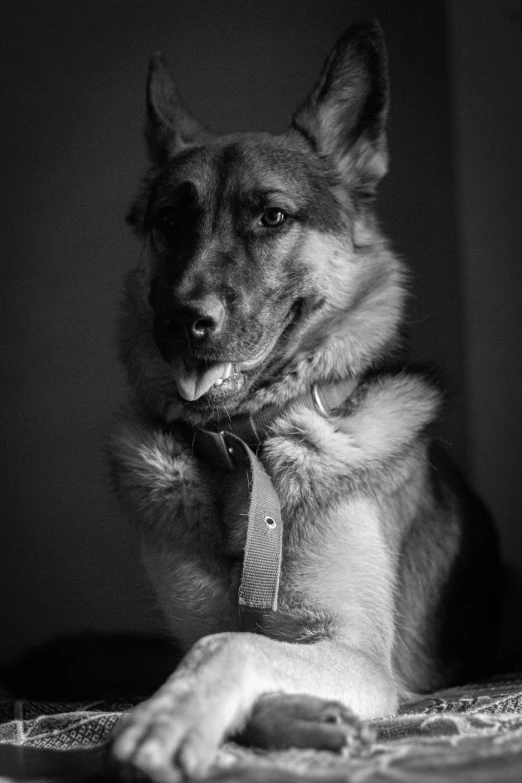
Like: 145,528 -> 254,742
190,428 -> 282,610
190,378 -> 358,612
227,432 -> 283,610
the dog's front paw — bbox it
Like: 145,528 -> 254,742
112,685 -> 226,781
112,634 -> 257,782
237,693 -> 374,754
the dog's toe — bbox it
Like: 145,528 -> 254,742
112,716 -> 182,783
237,693 -> 374,753
112,698 -> 216,782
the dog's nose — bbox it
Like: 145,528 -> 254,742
168,296 -> 225,340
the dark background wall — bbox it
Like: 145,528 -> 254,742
0,1 -> 520,666
447,0 -> 522,666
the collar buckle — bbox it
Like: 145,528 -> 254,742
311,383 -> 329,417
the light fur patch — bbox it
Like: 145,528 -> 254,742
264,373 -> 439,514
290,497 -> 396,656
242,228 -> 407,414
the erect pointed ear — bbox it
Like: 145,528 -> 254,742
146,53 -> 212,166
291,21 -> 389,198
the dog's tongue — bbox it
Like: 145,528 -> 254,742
172,357 -> 231,401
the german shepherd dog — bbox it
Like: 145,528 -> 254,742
109,21 -> 500,781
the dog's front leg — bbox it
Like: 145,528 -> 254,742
112,631 -> 396,781
109,409 -> 239,646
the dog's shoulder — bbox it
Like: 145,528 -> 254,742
263,369 -> 441,510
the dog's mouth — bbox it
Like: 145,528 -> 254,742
172,357 -> 241,402
170,306 -> 297,403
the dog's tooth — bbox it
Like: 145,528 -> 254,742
214,378 -> 223,386
222,362 -> 232,381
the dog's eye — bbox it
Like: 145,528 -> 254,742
259,208 -> 287,228
152,208 -> 178,235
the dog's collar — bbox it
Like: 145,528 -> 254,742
189,377 -> 358,470
183,377 -> 358,613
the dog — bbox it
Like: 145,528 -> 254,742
109,21 -> 500,781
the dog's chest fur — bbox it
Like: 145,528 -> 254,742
120,372 -> 439,654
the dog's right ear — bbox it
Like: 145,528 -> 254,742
146,53 -> 211,166
291,21 -> 389,199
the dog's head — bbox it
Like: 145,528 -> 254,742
122,22 -> 406,424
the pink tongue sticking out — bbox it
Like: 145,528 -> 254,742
172,357 -> 230,401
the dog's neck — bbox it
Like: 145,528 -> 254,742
186,377 -> 359,470
179,376 -> 359,611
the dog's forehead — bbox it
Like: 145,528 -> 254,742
161,135 -> 316,199
217,137 -> 311,191
153,135 -> 346,231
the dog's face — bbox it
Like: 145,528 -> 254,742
143,135 -> 347,408
123,23 -> 406,423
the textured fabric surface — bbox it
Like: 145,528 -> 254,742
0,699 -> 131,751
3,676 -> 522,780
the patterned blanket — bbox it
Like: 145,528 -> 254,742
2,675 -> 522,781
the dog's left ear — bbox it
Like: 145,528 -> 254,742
291,21 -> 389,197
146,53 -> 212,166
